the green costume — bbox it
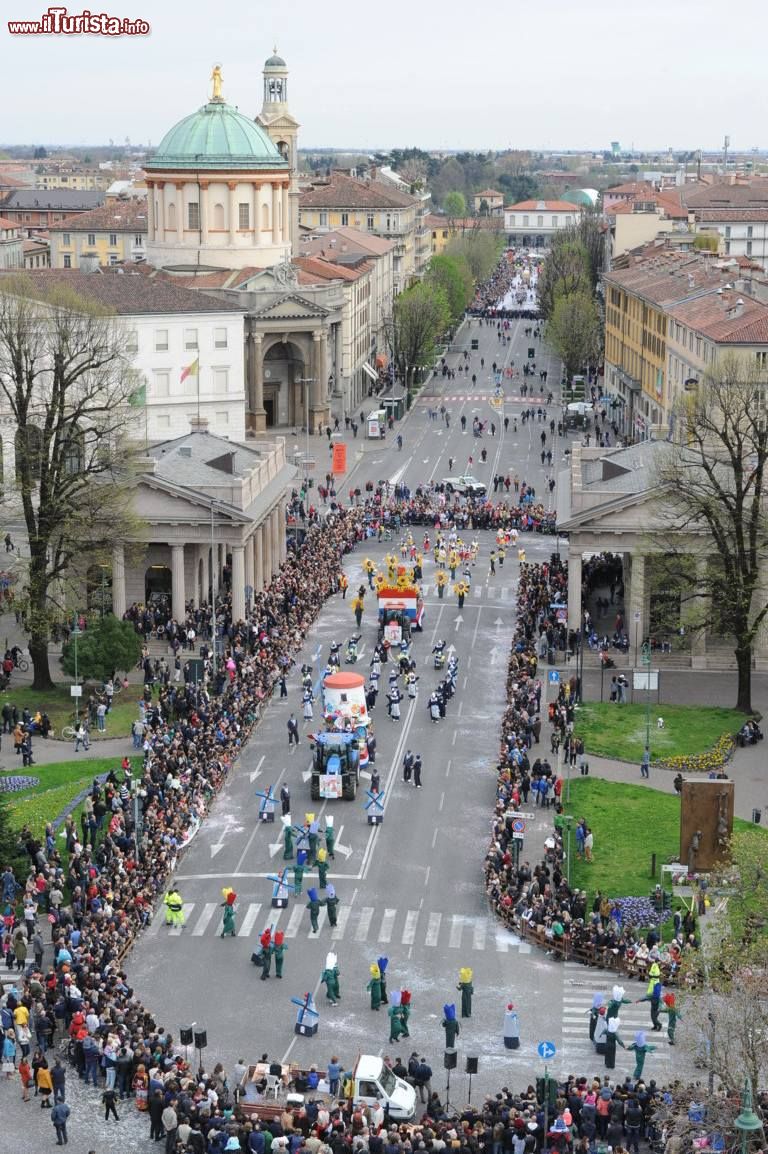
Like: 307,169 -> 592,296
272,942 -> 286,978
321,966 -> 340,1004
442,1015 -> 460,1047
260,945 -> 272,979
221,903 -> 236,937
458,980 -> 474,1018
324,895 -> 339,926
325,825 -> 336,859
367,977 -> 382,1010
283,827 -> 294,860
660,1003 -> 682,1043
626,1042 -> 655,1079
607,987 -> 631,1020
306,896 -> 321,932
293,865 -> 304,895
318,860 -> 329,888
308,831 -> 318,864
389,1006 -> 408,1042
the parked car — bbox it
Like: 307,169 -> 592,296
443,475 -> 487,496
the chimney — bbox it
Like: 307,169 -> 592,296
189,415 -> 209,433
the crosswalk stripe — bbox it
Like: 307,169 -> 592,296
402,910 -> 419,945
355,907 -> 375,941
192,902 -> 218,937
238,903 -> 262,938
331,905 -> 352,941
487,586 -> 497,597
378,909 -> 396,943
473,585 -> 482,598
425,912 -> 441,946
168,903 -> 195,936
448,915 -> 466,948
284,904 -> 305,938
472,919 -> 487,951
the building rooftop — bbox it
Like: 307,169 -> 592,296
0,216 -> 19,230
48,199 -> 148,234
603,251 -> 729,306
299,225 -> 394,260
299,171 -> 418,211
293,254 -> 372,284
146,98 -> 288,174
150,430 -> 264,485
0,267 -> 246,315
504,199 -> 578,212
0,189 -> 105,212
668,289 -> 768,344
684,180 -> 768,210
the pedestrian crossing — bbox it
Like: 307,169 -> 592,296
556,962 -> 678,1076
148,900 -> 527,954
420,582 -> 519,601
418,394 -> 547,405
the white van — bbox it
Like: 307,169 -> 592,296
352,1054 -> 416,1120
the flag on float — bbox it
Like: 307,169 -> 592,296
180,358 -> 199,384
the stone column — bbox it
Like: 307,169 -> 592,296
253,184 -> 262,247
271,510 -> 281,576
250,332 -> 266,432
311,330 -> 324,425
262,519 -> 273,585
272,183 -> 280,244
228,181 -> 238,246
171,544 -> 185,619
279,500 -> 288,564
231,545 -> 246,623
199,182 -> 209,245
112,543 -> 126,619
146,182 -> 155,243
253,526 -> 265,593
155,181 -> 165,241
281,183 -> 289,241
175,183 -> 184,239
245,533 -> 255,594
628,553 -> 646,659
567,547 -> 582,634
200,543 -> 210,606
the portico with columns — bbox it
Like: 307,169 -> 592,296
111,426 -> 295,624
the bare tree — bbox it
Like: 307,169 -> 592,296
384,282 -> 450,409
655,358 -> 768,713
0,275 -> 144,689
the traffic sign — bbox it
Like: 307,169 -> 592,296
506,810 -> 535,820
512,831 -> 525,840
548,670 -> 560,684
512,819 -> 525,833
537,1041 -> 557,1061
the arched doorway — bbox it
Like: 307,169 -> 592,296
145,564 -> 171,614
263,339 -> 308,427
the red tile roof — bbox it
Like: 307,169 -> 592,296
604,181 -> 655,197
668,291 -> 768,344
47,199 -> 148,234
294,255 -> 371,283
504,199 -> 576,211
0,267 -> 245,315
299,171 -> 417,210
0,216 -> 19,230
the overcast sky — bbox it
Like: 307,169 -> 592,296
2,0 -> 764,152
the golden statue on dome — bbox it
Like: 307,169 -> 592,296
210,63 -> 223,101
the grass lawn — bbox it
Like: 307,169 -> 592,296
1,756 -> 141,837
567,777 -> 766,918
0,683 -> 143,741
574,702 -> 744,765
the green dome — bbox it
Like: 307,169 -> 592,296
265,53 -> 286,67
147,100 -> 288,172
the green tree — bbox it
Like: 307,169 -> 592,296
0,275 -> 144,690
655,359 -> 768,713
546,291 -> 603,383
564,208 -> 605,288
426,254 -> 473,323
443,190 -> 467,229
446,231 -> 503,283
386,283 -> 450,408
0,791 -> 24,876
537,238 -> 591,320
61,614 -> 141,682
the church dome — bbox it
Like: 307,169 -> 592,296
146,99 -> 288,172
265,51 -> 286,68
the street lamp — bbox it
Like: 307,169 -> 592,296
71,618 -> 81,725
295,376 -> 315,488
735,1078 -> 763,1154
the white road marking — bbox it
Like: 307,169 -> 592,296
402,910 -> 419,945
425,912 -> 441,946
284,904 -> 305,938
354,906 -> 375,941
238,903 -> 262,938
168,903 -> 195,936
191,902 -> 219,937
378,908 -> 396,942
330,904 -> 351,940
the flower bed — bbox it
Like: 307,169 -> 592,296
0,774 -> 39,792
657,732 -> 736,773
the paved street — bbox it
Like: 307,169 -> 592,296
126,314 -> 690,1102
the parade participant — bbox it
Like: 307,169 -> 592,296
588,993 -> 605,1042
660,992 -> 682,1044
378,956 -> 389,1005
220,888 -> 237,938
303,688 -> 314,721
164,888 -> 184,930
594,1005 -> 608,1054
324,883 -> 339,928
293,850 -> 307,895
406,671 -> 419,699
429,692 -> 440,723
403,750 -> 414,784
458,966 -> 474,1018
282,816 -> 294,861
636,964 -> 662,1031
388,991 -> 408,1043
306,887 -> 321,933
387,685 -> 401,721
325,817 -> 336,860
413,754 -> 422,788
503,1003 -> 520,1049
442,1003 -> 459,1048
400,989 -> 412,1035
607,984 -> 631,1019
272,930 -> 286,979
316,846 -> 329,889
604,1017 -> 624,1069
321,952 -> 340,1004
626,1030 -> 655,1079
256,927 -> 273,980
280,784 -> 291,816
367,963 -> 382,1010
307,817 -> 319,865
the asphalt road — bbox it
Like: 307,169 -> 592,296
127,309 -> 694,1101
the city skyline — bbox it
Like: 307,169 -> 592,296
2,0 -> 765,151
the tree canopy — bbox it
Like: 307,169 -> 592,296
61,614 -> 142,682
387,282 -> 450,406
426,253 -> 474,323
546,292 -> 603,383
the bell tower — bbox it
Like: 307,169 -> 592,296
256,48 -> 301,252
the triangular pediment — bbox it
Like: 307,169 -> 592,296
257,112 -> 300,131
559,487 -> 665,534
134,476 -> 245,523
250,292 -> 330,320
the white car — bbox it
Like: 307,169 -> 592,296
443,475 -> 487,496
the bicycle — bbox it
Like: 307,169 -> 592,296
14,657 -> 29,673
61,725 -> 76,740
